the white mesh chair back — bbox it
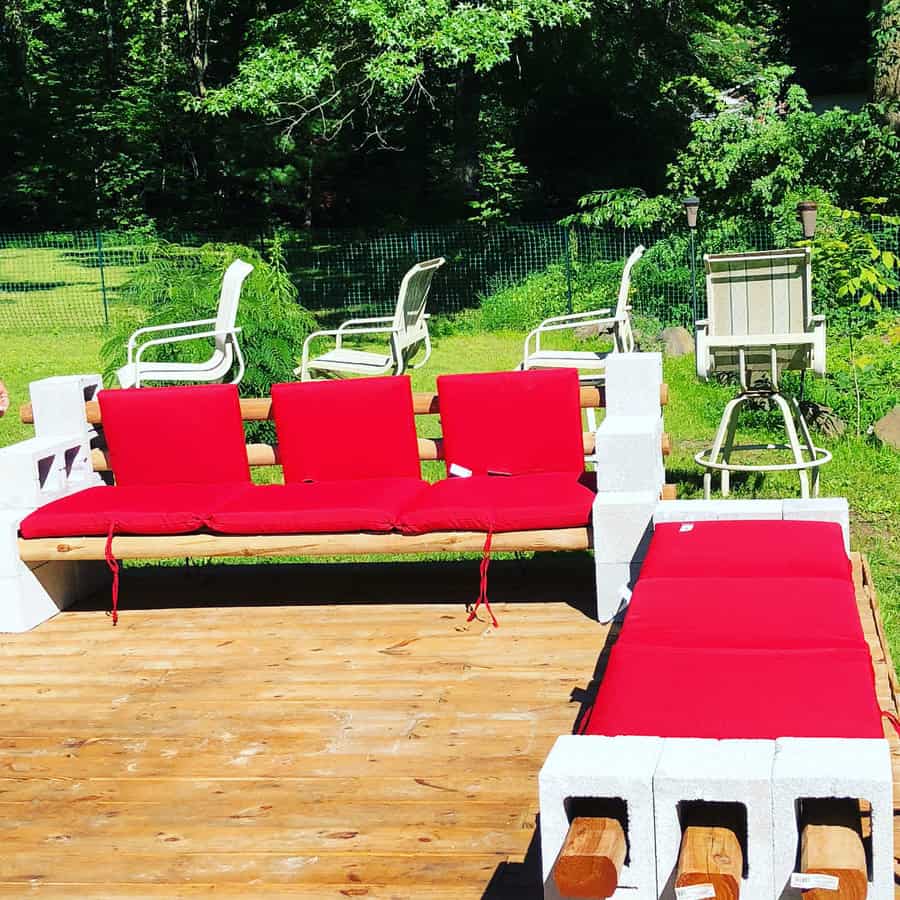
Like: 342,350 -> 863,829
213,259 -> 254,355
704,247 -> 813,373
613,245 -> 645,353
391,257 -> 445,366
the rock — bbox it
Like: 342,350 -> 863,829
659,326 -> 694,357
874,405 -> 900,450
573,323 -> 600,340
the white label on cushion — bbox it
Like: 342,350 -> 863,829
675,883 -> 715,900
679,523 -> 694,532
449,463 -> 472,478
790,873 -> 839,891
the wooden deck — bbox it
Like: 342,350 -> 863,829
0,552 -> 897,897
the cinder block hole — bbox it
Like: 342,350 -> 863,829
793,797 -> 873,881
83,384 -> 99,402
63,446 -> 83,479
564,796 -> 630,865
36,455 -> 57,491
676,800 -> 748,878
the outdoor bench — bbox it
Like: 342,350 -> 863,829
5,355 -> 671,631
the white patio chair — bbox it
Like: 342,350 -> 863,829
695,246 -> 830,499
117,258 -> 253,389
520,244 -> 644,448
297,257 -> 445,381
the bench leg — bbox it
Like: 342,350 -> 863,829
0,513 -> 109,632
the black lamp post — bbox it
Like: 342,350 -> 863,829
797,201 -> 818,240
683,197 -> 700,325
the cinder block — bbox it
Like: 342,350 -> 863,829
30,374 -> 102,442
595,415 -> 664,494
652,498 -> 784,525
593,491 -> 657,564
653,738 -> 776,900
594,560 -> 643,622
772,737 -> 892,900
782,498 -> 850,553
605,353 -> 663,418
539,734 -> 664,900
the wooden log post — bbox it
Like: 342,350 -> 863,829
553,816 -> 626,899
798,799 -> 868,900
676,826 -> 743,900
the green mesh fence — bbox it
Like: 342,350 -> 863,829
0,222 -> 896,333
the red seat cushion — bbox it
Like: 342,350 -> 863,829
436,369 -> 584,476
618,576 -> 867,651
641,520 -> 850,581
271,377 -> 420,483
99,385 -> 250,486
19,484 -> 245,537
209,480 -> 428,534
581,644 -> 883,740
397,473 -> 595,534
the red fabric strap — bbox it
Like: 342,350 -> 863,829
104,522 -> 120,626
881,709 -> 900,738
467,531 -> 498,628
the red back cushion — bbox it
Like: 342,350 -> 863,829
437,369 -> 584,476
641,520 -> 850,581
99,385 -> 250,486
271,377 -> 420,482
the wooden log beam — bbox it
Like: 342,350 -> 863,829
676,826 -> 743,900
18,527 -> 593,562
799,800 -> 868,900
18,383 -> 669,425
553,816 -> 626,899
87,432 -> 671,471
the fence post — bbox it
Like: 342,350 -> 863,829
95,230 -> 109,326
563,226 -> 574,314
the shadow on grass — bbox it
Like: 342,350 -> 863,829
0,280 -> 67,292
75,552 -> 598,619
667,464 -> 770,497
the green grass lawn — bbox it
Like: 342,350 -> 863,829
1,326 -> 898,660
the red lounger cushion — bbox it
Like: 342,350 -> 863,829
272,377 -> 420,482
581,644 -> 883,740
99,384 -> 250,486
397,473 -> 595,534
436,369 -> 584,476
209,480 -> 428,534
617,575 -> 867,651
640,520 -> 850,581
19,484 -> 246,537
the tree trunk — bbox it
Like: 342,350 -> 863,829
452,61 -> 481,201
873,1 -> 900,130
185,0 -> 208,97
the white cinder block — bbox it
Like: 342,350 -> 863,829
654,739 -> 776,900
782,498 -> 850,553
594,560 -> 643,622
652,498 -> 784,525
595,415 -> 665,494
605,353 -> 663,418
772,738 -> 892,900
30,373 -> 103,442
539,734 -> 664,900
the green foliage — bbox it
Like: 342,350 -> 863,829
467,142 -> 528,226
100,237 -> 316,438
563,189 -> 679,231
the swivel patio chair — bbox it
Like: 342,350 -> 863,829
694,246 -> 830,499
297,257 -> 445,382
520,245 -> 644,457
117,258 -> 252,389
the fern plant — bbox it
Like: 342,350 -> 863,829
101,236 -> 316,440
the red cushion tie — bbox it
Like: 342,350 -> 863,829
881,709 -> 900,738
467,531 -> 498,628
104,521 -> 120,626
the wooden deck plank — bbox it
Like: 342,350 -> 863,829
0,554 -> 896,897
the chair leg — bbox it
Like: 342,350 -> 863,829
720,399 -> 743,498
791,395 -> 821,497
706,394 -> 745,499
771,393 -> 809,499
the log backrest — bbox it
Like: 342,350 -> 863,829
704,247 -> 812,340
391,258 -> 445,365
